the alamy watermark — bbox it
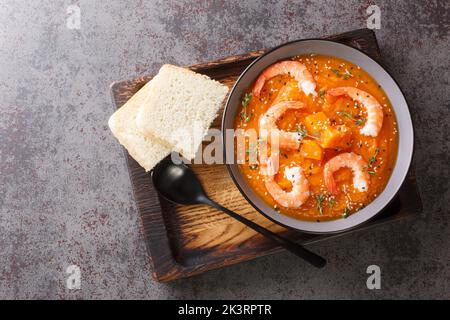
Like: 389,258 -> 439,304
66,264 -> 81,290
366,264 -> 381,290
168,124 -> 284,172
366,5 -> 381,30
66,4 -> 81,30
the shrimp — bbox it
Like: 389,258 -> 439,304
327,87 -> 383,137
259,101 -> 306,150
323,152 -> 370,195
263,156 -> 310,208
252,60 -> 317,97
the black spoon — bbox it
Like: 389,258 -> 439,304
151,158 -> 326,268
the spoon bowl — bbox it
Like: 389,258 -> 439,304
152,157 -> 206,205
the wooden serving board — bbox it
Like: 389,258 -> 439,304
110,29 -> 422,282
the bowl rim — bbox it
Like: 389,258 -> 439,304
221,38 -> 414,234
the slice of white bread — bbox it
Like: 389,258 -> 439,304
108,80 -> 170,171
136,64 -> 229,160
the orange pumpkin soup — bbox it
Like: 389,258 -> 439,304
234,54 -> 398,221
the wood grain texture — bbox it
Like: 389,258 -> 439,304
110,29 -> 422,282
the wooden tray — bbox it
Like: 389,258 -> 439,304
110,29 -> 422,282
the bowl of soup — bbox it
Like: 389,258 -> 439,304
222,39 -> 414,233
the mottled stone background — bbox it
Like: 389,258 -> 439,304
0,0 -> 448,299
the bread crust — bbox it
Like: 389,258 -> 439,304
108,80 -> 170,171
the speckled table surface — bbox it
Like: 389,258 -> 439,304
0,0 -> 448,299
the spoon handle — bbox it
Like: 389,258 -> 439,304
202,198 -> 326,268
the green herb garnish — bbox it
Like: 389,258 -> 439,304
368,170 -> 375,176
354,118 -> 366,125
296,124 -> 320,142
331,68 -> 352,79
342,207 -> 350,218
331,68 -> 341,77
328,199 -> 335,209
319,89 -> 326,99
338,111 -> 365,125
296,124 -> 308,138
296,124 -> 309,142
240,93 -> 253,122
315,192 -> 325,215
337,111 -> 353,119
368,148 -> 379,167
240,112 -> 253,122
342,70 -> 353,79
242,92 -> 251,107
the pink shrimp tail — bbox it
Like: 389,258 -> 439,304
324,169 -> 339,195
327,87 -> 346,97
252,77 -> 265,97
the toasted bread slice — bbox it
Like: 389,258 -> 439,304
135,64 -> 229,160
108,80 -> 170,171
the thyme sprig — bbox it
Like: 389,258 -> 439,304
315,192 -> 325,215
337,111 -> 366,126
296,124 -> 320,141
342,207 -> 350,218
337,110 -> 353,119
319,89 -> 326,99
331,68 -> 353,79
240,93 -> 253,122
368,148 -> 379,167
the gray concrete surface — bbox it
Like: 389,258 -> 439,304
0,0 -> 448,299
